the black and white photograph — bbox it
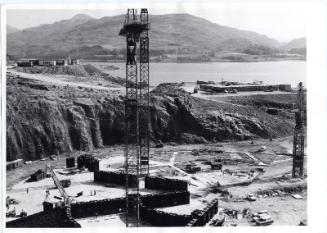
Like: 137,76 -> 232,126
1,1 -> 316,229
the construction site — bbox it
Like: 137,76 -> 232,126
6,9 -> 307,228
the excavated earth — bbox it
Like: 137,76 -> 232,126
6,68 -> 296,162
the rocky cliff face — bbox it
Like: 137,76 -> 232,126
150,83 -> 294,143
6,77 -> 294,161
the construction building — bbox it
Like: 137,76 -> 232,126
6,159 -> 23,171
16,57 -> 78,67
29,169 -> 47,182
200,83 -> 292,93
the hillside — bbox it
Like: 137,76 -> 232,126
282,37 -> 306,51
7,25 -> 19,34
7,13 -> 286,61
281,37 -> 306,56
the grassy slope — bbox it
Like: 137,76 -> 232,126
7,14 -> 280,58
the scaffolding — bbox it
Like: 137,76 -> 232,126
292,82 -> 306,178
119,8 -> 150,227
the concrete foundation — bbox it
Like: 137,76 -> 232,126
29,169 -> 47,182
77,154 -> 99,172
139,197 -> 218,226
66,157 -> 75,168
6,207 -> 80,228
71,197 -> 125,218
7,167 -> 216,227
144,176 -> 188,191
94,170 -> 137,188
140,205 -> 191,226
187,199 -> 218,226
141,191 -> 190,208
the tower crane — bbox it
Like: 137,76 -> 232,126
119,8 -> 150,227
292,82 -> 306,178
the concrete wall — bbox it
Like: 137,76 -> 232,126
6,207 -> 80,228
144,176 -> 188,191
94,170 -> 137,187
42,191 -> 190,225
69,190 -> 190,220
140,197 -> 218,227
139,191 -> 191,226
6,159 -> 23,171
29,169 -> 47,182
65,205 -> 80,227
141,191 -> 190,208
66,157 -> 75,168
140,205 -> 191,226
187,199 -> 218,226
70,197 -> 125,219
77,154 -> 99,171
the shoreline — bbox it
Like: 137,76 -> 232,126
79,58 -> 306,64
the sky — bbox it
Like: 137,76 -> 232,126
6,1 -> 307,42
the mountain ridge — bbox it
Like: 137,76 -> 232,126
7,13 -> 305,61
7,25 -> 20,34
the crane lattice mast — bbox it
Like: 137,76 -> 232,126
46,165 -> 71,205
139,8 -> 150,177
119,8 -> 150,227
292,82 -> 306,178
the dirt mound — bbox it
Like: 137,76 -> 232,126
151,83 -> 188,97
16,64 -> 92,77
82,64 -> 103,76
15,64 -> 125,86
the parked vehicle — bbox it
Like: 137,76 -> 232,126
254,214 -> 274,226
252,210 -> 268,221
247,193 -> 257,201
252,210 -> 273,226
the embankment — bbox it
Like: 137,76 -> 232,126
15,64 -> 126,86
